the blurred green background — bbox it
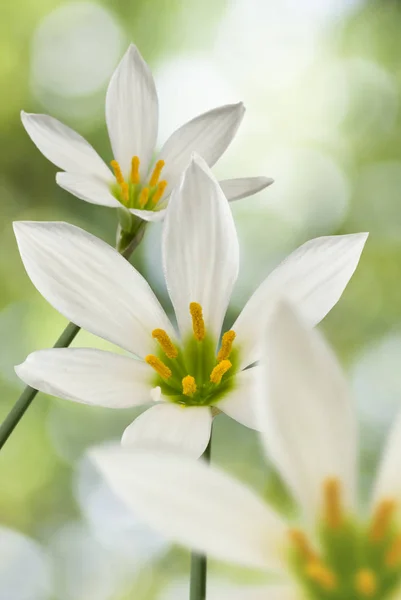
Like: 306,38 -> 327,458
2,0 -> 401,597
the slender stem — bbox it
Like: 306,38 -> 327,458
0,223 -> 145,451
0,322 -> 80,450
189,431 -> 212,600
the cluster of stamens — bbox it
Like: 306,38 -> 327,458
144,303 -> 237,405
288,479 -> 401,599
110,156 -> 167,210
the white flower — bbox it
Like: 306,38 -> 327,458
21,43 -> 273,223
91,301 -> 401,600
15,155 -> 367,458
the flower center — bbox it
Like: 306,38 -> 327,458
110,157 -> 167,210
145,302 -> 239,406
288,478 -> 401,599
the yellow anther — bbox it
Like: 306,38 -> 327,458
131,156 -> 140,184
386,535 -> 401,567
288,528 -> 317,562
139,187 -> 150,208
111,160 -> 125,185
355,569 -> 377,597
121,181 -> 129,204
210,360 -> 232,385
152,180 -> 167,205
323,477 -> 342,529
370,499 -> 396,542
217,330 -> 236,362
182,375 -> 197,397
149,159 -> 165,187
145,355 -> 172,380
152,329 -> 178,359
189,302 -> 206,341
306,560 -> 337,591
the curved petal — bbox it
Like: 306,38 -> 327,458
234,233 -> 368,368
122,404 -> 212,458
128,206 -> 167,222
371,411 -> 401,509
219,176 -> 274,202
163,154 -> 239,340
91,446 -> 287,572
56,172 -> 120,207
15,348 -> 152,408
21,111 -> 111,178
258,301 -> 357,521
217,367 -> 262,431
157,102 -> 245,195
13,221 -> 174,358
106,44 -> 158,177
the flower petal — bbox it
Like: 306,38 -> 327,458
128,207 -> 167,222
219,176 -> 274,202
207,584 -> 298,600
56,172 -> 120,207
91,446 -> 286,571
106,44 -> 158,177
163,154 -> 239,340
122,404 -> 212,458
21,111 -> 111,179
157,102 -> 245,194
234,233 -> 368,368
371,411 -> 401,508
13,221 -> 174,358
259,301 -> 357,520
15,348 -> 152,408
217,367 -> 262,431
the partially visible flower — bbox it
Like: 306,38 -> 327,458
21,43 -> 273,223
91,302 -> 401,600
15,155 -> 366,458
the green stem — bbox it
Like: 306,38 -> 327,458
0,222 -> 146,451
189,431 -> 212,600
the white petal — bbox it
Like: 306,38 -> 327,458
15,348 -> 152,408
259,301 -> 357,520
217,367 -> 262,431
21,111 -> 111,179
122,404 -> 212,458
219,176 -> 274,202
106,44 -> 158,176
13,221 -> 174,358
234,233 -> 368,368
91,446 -> 286,571
163,154 -> 239,340
157,102 -> 245,194
371,411 -> 401,507
128,207 -> 167,222
207,584 -> 298,600
56,172 -> 120,207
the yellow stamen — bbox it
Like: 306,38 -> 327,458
145,355 -> 172,380
210,360 -> 232,385
121,181 -> 129,204
323,477 -> 342,529
152,329 -> 178,359
370,499 -> 396,542
355,569 -> 377,597
152,180 -> 167,205
131,156 -> 140,184
217,330 -> 236,362
189,302 -> 206,341
182,375 -> 197,397
111,160 -> 125,185
386,535 -> 401,567
306,560 -> 337,591
288,528 -> 317,561
149,159 -> 165,187
139,187 -> 149,208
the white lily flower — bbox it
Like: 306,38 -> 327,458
21,43 -> 273,223
91,302 -> 401,600
15,155 -> 367,458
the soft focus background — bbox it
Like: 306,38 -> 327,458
1,0 -> 401,597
